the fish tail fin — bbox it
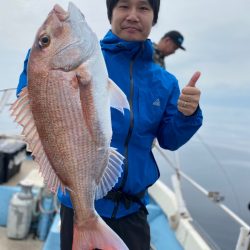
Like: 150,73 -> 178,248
72,216 -> 128,250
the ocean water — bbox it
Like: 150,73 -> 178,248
155,100 -> 250,250
1,88 -> 250,249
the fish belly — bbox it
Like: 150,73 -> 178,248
29,70 -> 109,220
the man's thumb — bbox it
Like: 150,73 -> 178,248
187,71 -> 201,87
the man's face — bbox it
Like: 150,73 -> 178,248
162,38 -> 179,56
111,0 -> 154,41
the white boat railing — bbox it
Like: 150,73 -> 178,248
0,88 -> 16,113
154,144 -> 250,250
0,88 -> 16,92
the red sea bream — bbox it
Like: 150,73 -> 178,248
11,2 -> 129,250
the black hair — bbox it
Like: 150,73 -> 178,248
106,0 -> 160,25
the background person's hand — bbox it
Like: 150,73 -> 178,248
178,71 -> 201,116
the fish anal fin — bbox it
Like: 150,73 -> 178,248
95,147 -> 124,200
10,87 -> 63,194
108,78 -> 130,114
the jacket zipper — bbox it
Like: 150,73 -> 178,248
121,59 -> 135,188
121,44 -> 144,188
111,58 -> 135,218
111,43 -> 145,218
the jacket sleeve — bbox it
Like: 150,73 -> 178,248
16,49 -> 30,97
156,78 -> 203,151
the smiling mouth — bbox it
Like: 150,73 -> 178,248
122,27 -> 140,32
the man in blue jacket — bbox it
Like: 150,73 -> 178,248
17,0 -> 202,249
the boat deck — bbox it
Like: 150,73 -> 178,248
0,160 -> 44,250
0,227 -> 43,250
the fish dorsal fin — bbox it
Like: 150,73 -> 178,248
10,87 -> 65,193
108,78 -> 130,114
95,147 -> 124,200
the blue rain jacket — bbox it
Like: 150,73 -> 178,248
17,30 -> 202,219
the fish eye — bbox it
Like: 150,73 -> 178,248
38,35 -> 50,48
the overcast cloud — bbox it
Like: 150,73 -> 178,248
0,0 -> 249,96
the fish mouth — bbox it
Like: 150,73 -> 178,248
52,2 -> 87,72
52,2 -> 85,22
53,4 -> 69,21
44,2 -> 95,72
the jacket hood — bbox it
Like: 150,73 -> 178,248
100,30 -> 153,61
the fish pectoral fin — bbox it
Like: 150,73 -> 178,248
108,78 -> 130,114
10,87 -> 65,194
95,147 -> 125,200
76,65 -> 95,139
76,64 -> 92,86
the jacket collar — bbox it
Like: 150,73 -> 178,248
100,30 -> 153,61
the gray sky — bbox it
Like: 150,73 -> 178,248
0,0 -> 250,95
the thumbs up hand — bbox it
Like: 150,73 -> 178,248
177,71 -> 201,116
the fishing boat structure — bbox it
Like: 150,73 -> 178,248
0,88 -> 250,250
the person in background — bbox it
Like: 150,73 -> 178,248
153,30 -> 186,69
16,0 -> 202,249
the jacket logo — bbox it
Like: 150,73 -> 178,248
152,98 -> 160,107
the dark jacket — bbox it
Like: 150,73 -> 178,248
152,42 -> 166,69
